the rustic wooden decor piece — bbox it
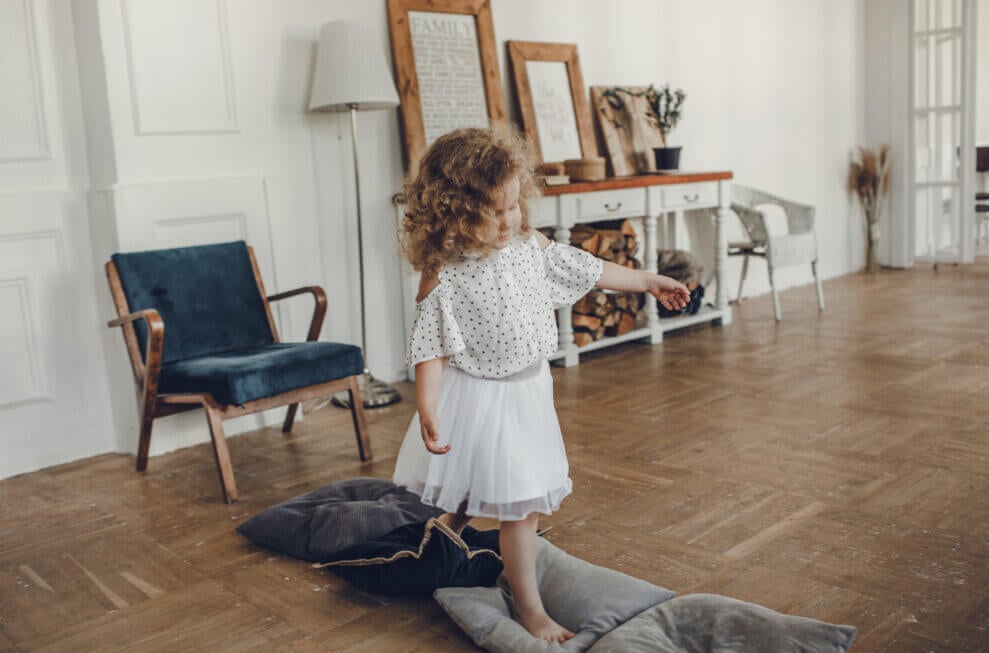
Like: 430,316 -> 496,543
387,0 -> 507,168
591,85 -> 666,176
507,41 -> 595,166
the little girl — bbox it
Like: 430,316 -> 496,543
393,127 -> 689,643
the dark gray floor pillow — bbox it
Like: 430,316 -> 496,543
588,593 -> 856,653
236,477 -> 443,561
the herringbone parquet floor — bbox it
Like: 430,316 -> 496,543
1,259 -> 986,652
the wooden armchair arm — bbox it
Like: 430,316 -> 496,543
108,307 -> 163,330
107,308 -> 164,406
267,286 -> 327,342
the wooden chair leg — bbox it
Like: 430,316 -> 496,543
282,403 -> 299,433
203,404 -> 238,503
135,407 -> 154,472
347,375 -> 372,462
135,391 -> 157,472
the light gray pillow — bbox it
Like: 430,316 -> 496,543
434,536 -> 676,652
587,593 -> 857,653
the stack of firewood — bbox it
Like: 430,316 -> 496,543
552,219 -> 648,347
568,220 -> 642,269
571,289 -> 648,346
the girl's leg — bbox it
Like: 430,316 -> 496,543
438,499 -> 471,534
500,513 -> 574,643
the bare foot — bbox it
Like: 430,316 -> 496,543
516,608 -> 575,644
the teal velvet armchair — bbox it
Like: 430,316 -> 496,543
106,241 -> 371,503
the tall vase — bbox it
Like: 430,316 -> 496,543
865,218 -> 880,273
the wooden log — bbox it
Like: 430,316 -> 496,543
634,308 -> 649,329
574,330 -> 594,347
580,233 -> 601,254
572,313 -> 603,330
614,293 -> 630,312
592,299 -> 613,317
569,224 -> 596,245
614,311 -> 637,336
602,311 -> 621,328
620,220 -> 637,237
596,230 -> 619,256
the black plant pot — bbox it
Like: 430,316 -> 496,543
653,146 -> 682,171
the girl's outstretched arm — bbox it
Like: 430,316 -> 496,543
597,261 -> 691,312
416,357 -> 450,454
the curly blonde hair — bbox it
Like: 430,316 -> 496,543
400,127 -> 539,277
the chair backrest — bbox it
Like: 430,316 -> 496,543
110,241 -> 274,364
731,184 -> 816,236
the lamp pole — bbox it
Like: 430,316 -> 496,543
331,104 -> 401,409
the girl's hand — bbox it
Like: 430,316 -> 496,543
419,410 -> 451,454
647,274 -> 691,311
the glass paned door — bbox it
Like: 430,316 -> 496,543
909,0 -> 976,264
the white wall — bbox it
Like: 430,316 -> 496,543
978,0 -> 989,144
1,0 -> 869,478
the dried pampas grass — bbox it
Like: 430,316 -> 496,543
848,145 -> 891,273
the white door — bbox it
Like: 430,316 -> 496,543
909,0 -> 977,265
0,0 -> 116,478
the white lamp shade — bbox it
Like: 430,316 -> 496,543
309,21 -> 400,112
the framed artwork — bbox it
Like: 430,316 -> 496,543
591,85 -> 665,176
507,41 -> 595,166
387,0 -> 507,167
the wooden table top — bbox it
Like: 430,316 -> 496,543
540,171 -> 733,196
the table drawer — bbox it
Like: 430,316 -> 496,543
660,182 -> 718,211
575,188 -> 646,222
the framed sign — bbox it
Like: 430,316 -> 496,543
387,0 -> 507,167
507,41 -> 594,166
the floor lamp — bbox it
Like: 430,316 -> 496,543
309,21 -> 401,408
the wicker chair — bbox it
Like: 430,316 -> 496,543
729,185 -> 824,321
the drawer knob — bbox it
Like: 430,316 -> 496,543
604,202 -> 623,212
683,193 -> 700,202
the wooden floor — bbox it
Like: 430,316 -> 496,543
2,259 -> 987,652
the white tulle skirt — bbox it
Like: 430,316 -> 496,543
392,359 -> 571,521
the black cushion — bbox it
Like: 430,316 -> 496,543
236,478 -> 443,562
159,341 -> 363,406
318,518 -> 503,596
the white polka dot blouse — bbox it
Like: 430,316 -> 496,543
407,234 -> 603,378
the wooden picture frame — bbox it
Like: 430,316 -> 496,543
387,0 -> 506,168
591,85 -> 665,177
507,41 -> 595,166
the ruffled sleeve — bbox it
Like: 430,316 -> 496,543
405,282 -> 467,367
542,241 -> 604,308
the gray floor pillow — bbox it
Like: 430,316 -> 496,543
587,593 -> 856,653
434,536 -> 676,652
236,477 -> 443,561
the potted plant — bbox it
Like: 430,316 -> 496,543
601,84 -> 686,170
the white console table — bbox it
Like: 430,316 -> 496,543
397,171 -> 733,376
